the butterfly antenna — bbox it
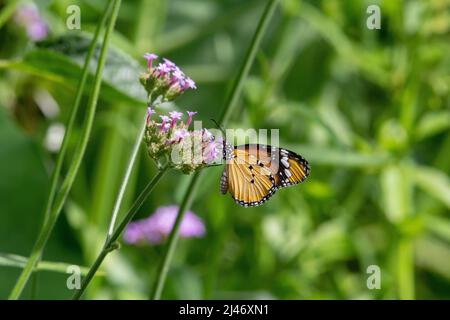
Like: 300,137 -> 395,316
210,119 -> 226,137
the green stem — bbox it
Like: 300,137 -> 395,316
8,0 -> 122,300
0,0 -> 23,29
150,0 -> 281,300
106,115 -> 147,238
72,165 -> 169,300
29,0 -> 114,301
397,238 -> 415,299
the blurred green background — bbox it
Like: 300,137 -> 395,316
0,0 -> 449,299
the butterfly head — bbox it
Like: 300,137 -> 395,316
222,139 -> 234,161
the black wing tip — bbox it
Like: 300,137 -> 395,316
289,152 -> 311,180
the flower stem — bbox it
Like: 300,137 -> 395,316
72,165 -> 170,300
8,0 -> 122,300
150,0 -> 281,300
107,114 -> 147,239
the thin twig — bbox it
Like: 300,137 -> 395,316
107,114 -> 147,238
72,164 -> 170,300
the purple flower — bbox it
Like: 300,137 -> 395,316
140,52 -> 197,101
186,111 -> 197,126
183,77 -> 197,90
172,68 -> 184,80
163,58 -> 176,70
172,128 -> 189,142
171,68 -> 185,86
169,111 -> 183,127
203,140 -> 220,163
159,115 -> 170,132
144,53 -> 158,69
147,107 -> 156,118
14,5 -> 40,24
124,205 -> 206,245
157,63 -> 171,75
123,222 -> 144,244
202,129 -> 213,141
14,4 -> 48,41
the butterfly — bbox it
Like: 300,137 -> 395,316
219,141 -> 310,207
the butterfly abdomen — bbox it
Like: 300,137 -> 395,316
220,169 -> 228,194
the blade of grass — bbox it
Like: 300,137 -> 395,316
8,0 -> 121,300
0,253 -> 104,276
150,0 -> 281,300
72,164 -> 170,300
296,2 -> 389,86
155,0 -> 259,54
0,0 -> 23,29
28,0 -> 115,299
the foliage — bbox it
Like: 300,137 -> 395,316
0,0 -> 449,299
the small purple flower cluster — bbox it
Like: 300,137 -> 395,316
124,205 -> 205,245
145,108 -> 220,174
14,4 -> 48,41
140,53 -> 196,102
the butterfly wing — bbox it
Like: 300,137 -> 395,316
222,144 -> 309,207
274,147 -> 310,187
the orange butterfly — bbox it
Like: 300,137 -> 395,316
220,142 -> 310,207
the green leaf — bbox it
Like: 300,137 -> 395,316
1,33 -> 146,104
380,165 -> 413,223
426,215 -> 450,243
415,111 -> 450,140
416,236 -> 450,281
411,165 -> 450,209
285,144 -> 390,168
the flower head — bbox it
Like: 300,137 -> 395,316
144,110 -> 220,173
14,4 -> 48,41
124,205 -> 205,245
139,53 -> 196,102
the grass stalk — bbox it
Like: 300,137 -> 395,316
8,0 -> 121,300
29,0 -> 115,300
